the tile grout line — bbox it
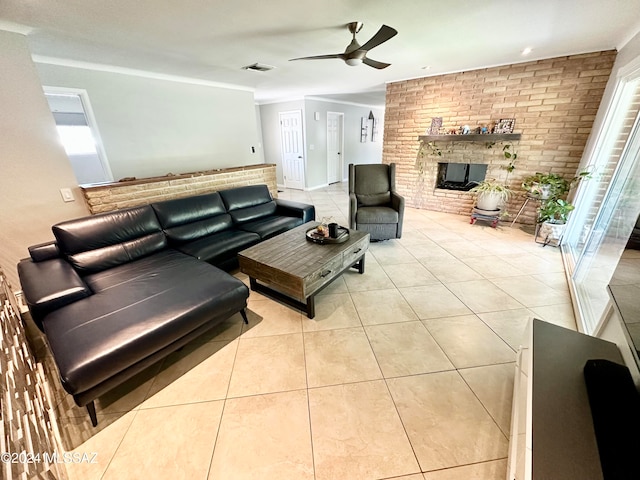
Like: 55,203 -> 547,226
300,324 -> 318,480
203,319 -> 243,480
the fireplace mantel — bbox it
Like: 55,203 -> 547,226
418,133 -> 521,143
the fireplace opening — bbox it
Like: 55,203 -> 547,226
436,163 -> 488,191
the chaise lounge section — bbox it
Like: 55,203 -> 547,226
17,184 -> 315,426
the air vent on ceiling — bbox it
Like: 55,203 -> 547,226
242,63 -> 275,72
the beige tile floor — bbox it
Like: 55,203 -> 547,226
44,182 -> 577,480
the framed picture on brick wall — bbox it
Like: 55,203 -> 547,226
495,118 -> 515,134
429,117 -> 443,135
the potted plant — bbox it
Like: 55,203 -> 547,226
538,198 -> 575,223
522,172 -> 571,199
522,170 -> 592,200
470,179 -> 513,211
536,198 -> 575,243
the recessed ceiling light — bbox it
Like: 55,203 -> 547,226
522,47 -> 532,56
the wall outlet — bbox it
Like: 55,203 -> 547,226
60,188 -> 75,202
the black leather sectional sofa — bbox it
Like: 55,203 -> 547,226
17,184 -> 315,426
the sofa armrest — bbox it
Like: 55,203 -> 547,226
17,258 -> 91,330
349,193 -> 358,230
391,191 -> 405,237
275,199 -> 315,223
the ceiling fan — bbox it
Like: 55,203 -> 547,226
290,22 -> 398,69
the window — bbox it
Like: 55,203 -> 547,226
44,89 -> 112,185
56,125 -> 98,156
563,62 -> 640,334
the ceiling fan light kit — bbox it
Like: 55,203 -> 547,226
290,22 -> 397,69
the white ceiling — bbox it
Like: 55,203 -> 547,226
2,0 -> 640,107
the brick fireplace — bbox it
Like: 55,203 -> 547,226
383,51 -> 616,224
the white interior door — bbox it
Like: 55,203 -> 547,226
327,112 -> 344,184
279,110 -> 305,190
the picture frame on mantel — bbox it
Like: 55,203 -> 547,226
495,118 -> 515,134
429,117 -> 443,135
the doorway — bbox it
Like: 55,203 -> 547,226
44,87 -> 112,185
327,112 -> 344,184
279,110 -> 305,190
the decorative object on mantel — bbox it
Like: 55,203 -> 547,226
418,133 -> 522,142
421,118 -> 517,137
429,117 -> 442,135
494,118 -> 515,134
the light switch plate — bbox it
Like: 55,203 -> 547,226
60,188 -> 75,202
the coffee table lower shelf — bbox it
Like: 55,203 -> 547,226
247,256 -> 365,319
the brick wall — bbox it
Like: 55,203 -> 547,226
82,164 -> 277,214
383,51 -> 616,224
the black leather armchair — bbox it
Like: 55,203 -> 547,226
349,163 -> 405,241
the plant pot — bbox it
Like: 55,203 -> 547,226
538,221 -> 567,242
476,192 -> 503,211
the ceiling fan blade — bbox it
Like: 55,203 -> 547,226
289,54 -> 342,61
363,57 -> 391,69
359,25 -> 398,52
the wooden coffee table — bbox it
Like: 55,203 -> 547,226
238,221 -> 369,318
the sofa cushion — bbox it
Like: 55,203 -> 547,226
356,206 -> 399,224
238,215 -> 303,240
43,249 -> 249,395
175,229 -> 260,265
219,185 -> 277,224
356,192 -> 391,207
151,193 -> 233,244
52,206 -> 167,275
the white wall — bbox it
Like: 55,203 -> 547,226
0,31 -> 89,286
259,98 -> 384,189
35,63 -> 264,180
304,99 -> 385,187
259,100 -> 305,186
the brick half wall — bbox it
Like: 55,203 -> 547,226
81,164 -> 278,214
383,51 -> 616,224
